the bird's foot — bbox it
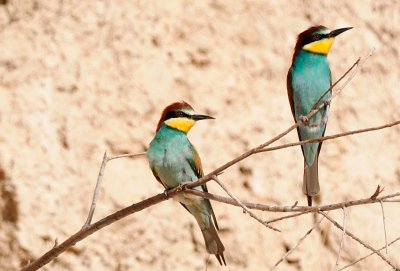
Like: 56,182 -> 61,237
323,100 -> 330,108
300,115 -> 309,123
175,183 -> 187,193
163,189 -> 170,199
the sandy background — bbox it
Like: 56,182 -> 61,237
0,0 -> 399,270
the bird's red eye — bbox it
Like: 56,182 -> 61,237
312,34 -> 321,41
176,111 -> 185,117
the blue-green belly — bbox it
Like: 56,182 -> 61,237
290,50 -> 332,166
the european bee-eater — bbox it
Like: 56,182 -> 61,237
147,101 -> 226,265
287,25 -> 352,206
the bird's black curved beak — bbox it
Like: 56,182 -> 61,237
191,114 -> 215,121
329,27 -> 353,38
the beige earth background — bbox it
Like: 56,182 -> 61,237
1,0 -> 400,270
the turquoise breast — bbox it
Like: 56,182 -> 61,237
290,50 -> 332,166
147,124 -> 197,188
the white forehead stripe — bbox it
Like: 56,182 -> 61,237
181,108 -> 194,115
319,29 -> 331,35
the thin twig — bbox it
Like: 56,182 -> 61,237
338,237 -> 400,270
211,176 -> 280,232
107,152 -> 146,161
379,200 -> 388,254
333,207 -> 347,271
185,189 -> 400,213
82,151 -> 147,228
319,212 -> 398,270
370,185 -> 384,199
53,239 -> 58,249
256,186 -> 398,224
83,151 -> 108,228
270,215 -> 324,270
266,212 -> 305,224
255,119 -> 400,154
327,48 -> 374,103
311,48 -> 374,110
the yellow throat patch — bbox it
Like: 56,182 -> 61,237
303,38 -> 334,55
165,118 -> 195,133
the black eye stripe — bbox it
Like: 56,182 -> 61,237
303,33 -> 328,46
318,33 -> 328,39
165,111 -> 190,120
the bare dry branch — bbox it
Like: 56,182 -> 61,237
255,120 -> 400,154
107,152 -> 146,161
270,215 -> 324,270
312,48 -> 374,110
52,239 -> 58,249
333,207 -> 347,271
371,185 -> 384,199
211,176 -> 280,232
82,151 -> 147,228
82,151 -> 108,228
379,200 -> 388,254
319,212 -> 398,270
382,200 -> 400,203
266,212 -> 306,224
338,237 -> 400,270
185,189 -> 400,214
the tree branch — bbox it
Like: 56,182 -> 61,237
338,237 -> 400,270
212,176 -> 280,232
255,120 -> 400,154
107,152 -> 146,161
270,215 -> 324,270
379,200 -> 388,254
311,48 -> 374,110
82,151 -> 146,228
319,212 -> 399,270
184,189 -> 400,214
333,207 -> 347,271
82,151 -> 108,228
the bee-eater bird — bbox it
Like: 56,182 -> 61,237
147,101 -> 226,265
287,25 -> 352,206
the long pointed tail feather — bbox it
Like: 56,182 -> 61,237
201,224 -> 226,265
303,156 -> 320,206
